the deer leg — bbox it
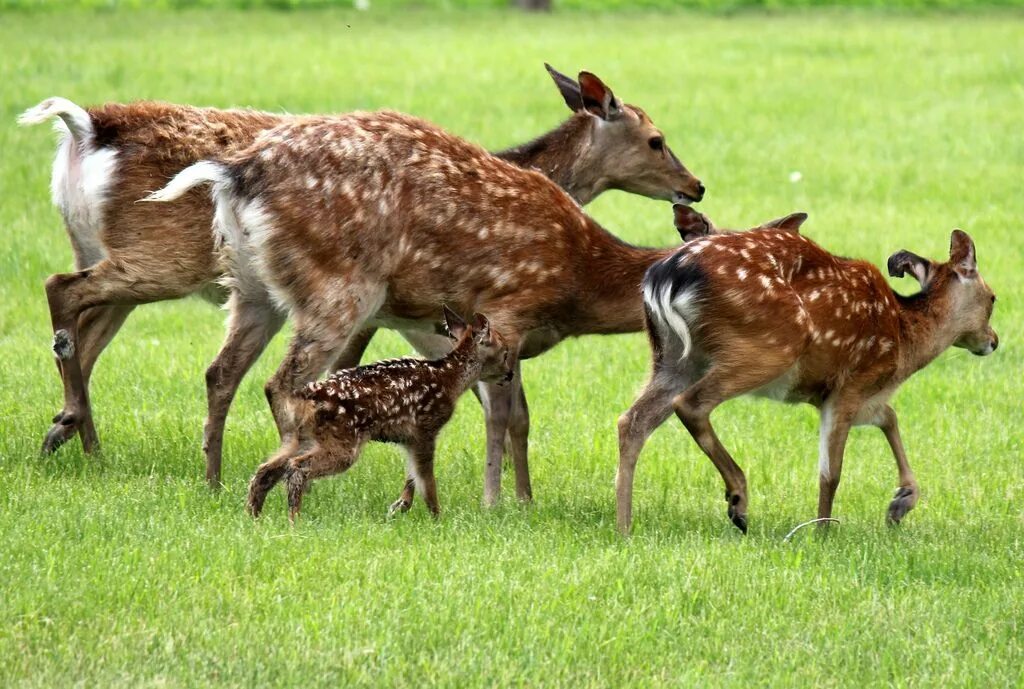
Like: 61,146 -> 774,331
480,378 -> 515,507
45,304 -> 137,452
247,436 -> 301,517
405,437 -> 440,517
203,293 -> 286,487
285,435 -> 363,523
328,327 -> 377,371
817,395 -> 860,522
43,261 -> 194,454
507,366 -> 532,502
673,358 -> 797,534
389,478 -> 417,517
616,371 -> 683,534
865,405 -> 919,524
264,286 -> 382,444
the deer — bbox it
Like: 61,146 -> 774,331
616,226 -> 998,535
19,64 -> 703,488
145,110 -> 804,511
248,307 -> 512,522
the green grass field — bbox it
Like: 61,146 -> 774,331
1,8 -> 1022,687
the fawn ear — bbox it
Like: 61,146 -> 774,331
887,250 -> 934,288
763,212 -> 808,234
949,229 -> 978,279
443,305 -> 469,340
673,204 -> 713,242
578,71 -> 621,121
545,63 -> 583,112
471,312 -> 491,341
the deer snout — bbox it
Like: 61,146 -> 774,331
674,179 -> 705,205
973,328 -> 999,356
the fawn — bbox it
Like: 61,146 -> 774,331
617,227 -> 998,534
248,307 -> 512,521
20,65 -> 700,487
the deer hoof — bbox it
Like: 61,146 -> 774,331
726,494 -> 748,534
52,329 -> 75,360
887,486 -> 918,525
40,416 -> 78,454
387,498 -> 412,517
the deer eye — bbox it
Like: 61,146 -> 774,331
648,137 -> 664,151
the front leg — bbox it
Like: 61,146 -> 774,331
873,405 -> 919,524
817,395 -> 861,521
480,379 -> 515,507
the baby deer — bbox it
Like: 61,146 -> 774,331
617,228 -> 998,534
248,307 -> 512,521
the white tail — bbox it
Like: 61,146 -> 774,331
18,97 -> 93,142
642,281 -> 694,360
142,160 -> 228,203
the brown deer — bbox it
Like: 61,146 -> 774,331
146,115 -> 801,511
616,227 -> 998,534
20,65 -> 702,488
248,307 -> 512,521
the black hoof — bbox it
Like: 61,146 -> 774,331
40,417 -> 78,455
887,486 -> 917,525
727,504 -> 748,534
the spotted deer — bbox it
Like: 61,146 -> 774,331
616,228 -> 998,534
149,118 -> 807,514
248,307 -> 512,521
20,65 -> 702,488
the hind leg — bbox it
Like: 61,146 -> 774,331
616,368 -> 687,534
264,283 -> 384,444
44,258 -> 203,454
248,437 -> 302,517
673,352 -> 798,534
404,437 -> 440,516
43,305 -> 135,454
285,435 -> 364,522
203,293 -> 286,486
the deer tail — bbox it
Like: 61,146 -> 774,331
18,97 -> 94,143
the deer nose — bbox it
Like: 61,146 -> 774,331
695,182 -> 706,200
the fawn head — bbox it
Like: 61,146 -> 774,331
546,64 -> 704,205
443,307 -> 513,383
888,230 -> 998,356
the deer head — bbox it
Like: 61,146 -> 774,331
888,230 -> 998,356
444,307 -> 513,383
545,64 -> 704,205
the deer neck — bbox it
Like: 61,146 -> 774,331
438,337 -> 483,394
893,282 -> 957,379
494,113 -> 607,205
573,227 -> 675,335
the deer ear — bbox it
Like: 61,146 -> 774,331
578,71 -> 621,121
949,229 -> 978,279
673,204 -> 712,242
887,250 -> 934,288
443,305 -> 468,340
471,313 -> 491,341
545,63 -> 583,112
763,212 -> 808,234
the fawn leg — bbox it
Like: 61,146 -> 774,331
285,435 -> 363,523
674,356 -> 797,534
248,437 -> 301,517
817,394 -> 861,522
405,437 -> 440,517
203,293 -> 285,486
862,405 -> 919,524
616,370 -> 684,534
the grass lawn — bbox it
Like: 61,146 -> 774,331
1,8 -> 1022,687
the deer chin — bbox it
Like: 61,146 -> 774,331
672,192 -> 699,206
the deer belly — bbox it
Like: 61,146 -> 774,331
750,364 -> 803,403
